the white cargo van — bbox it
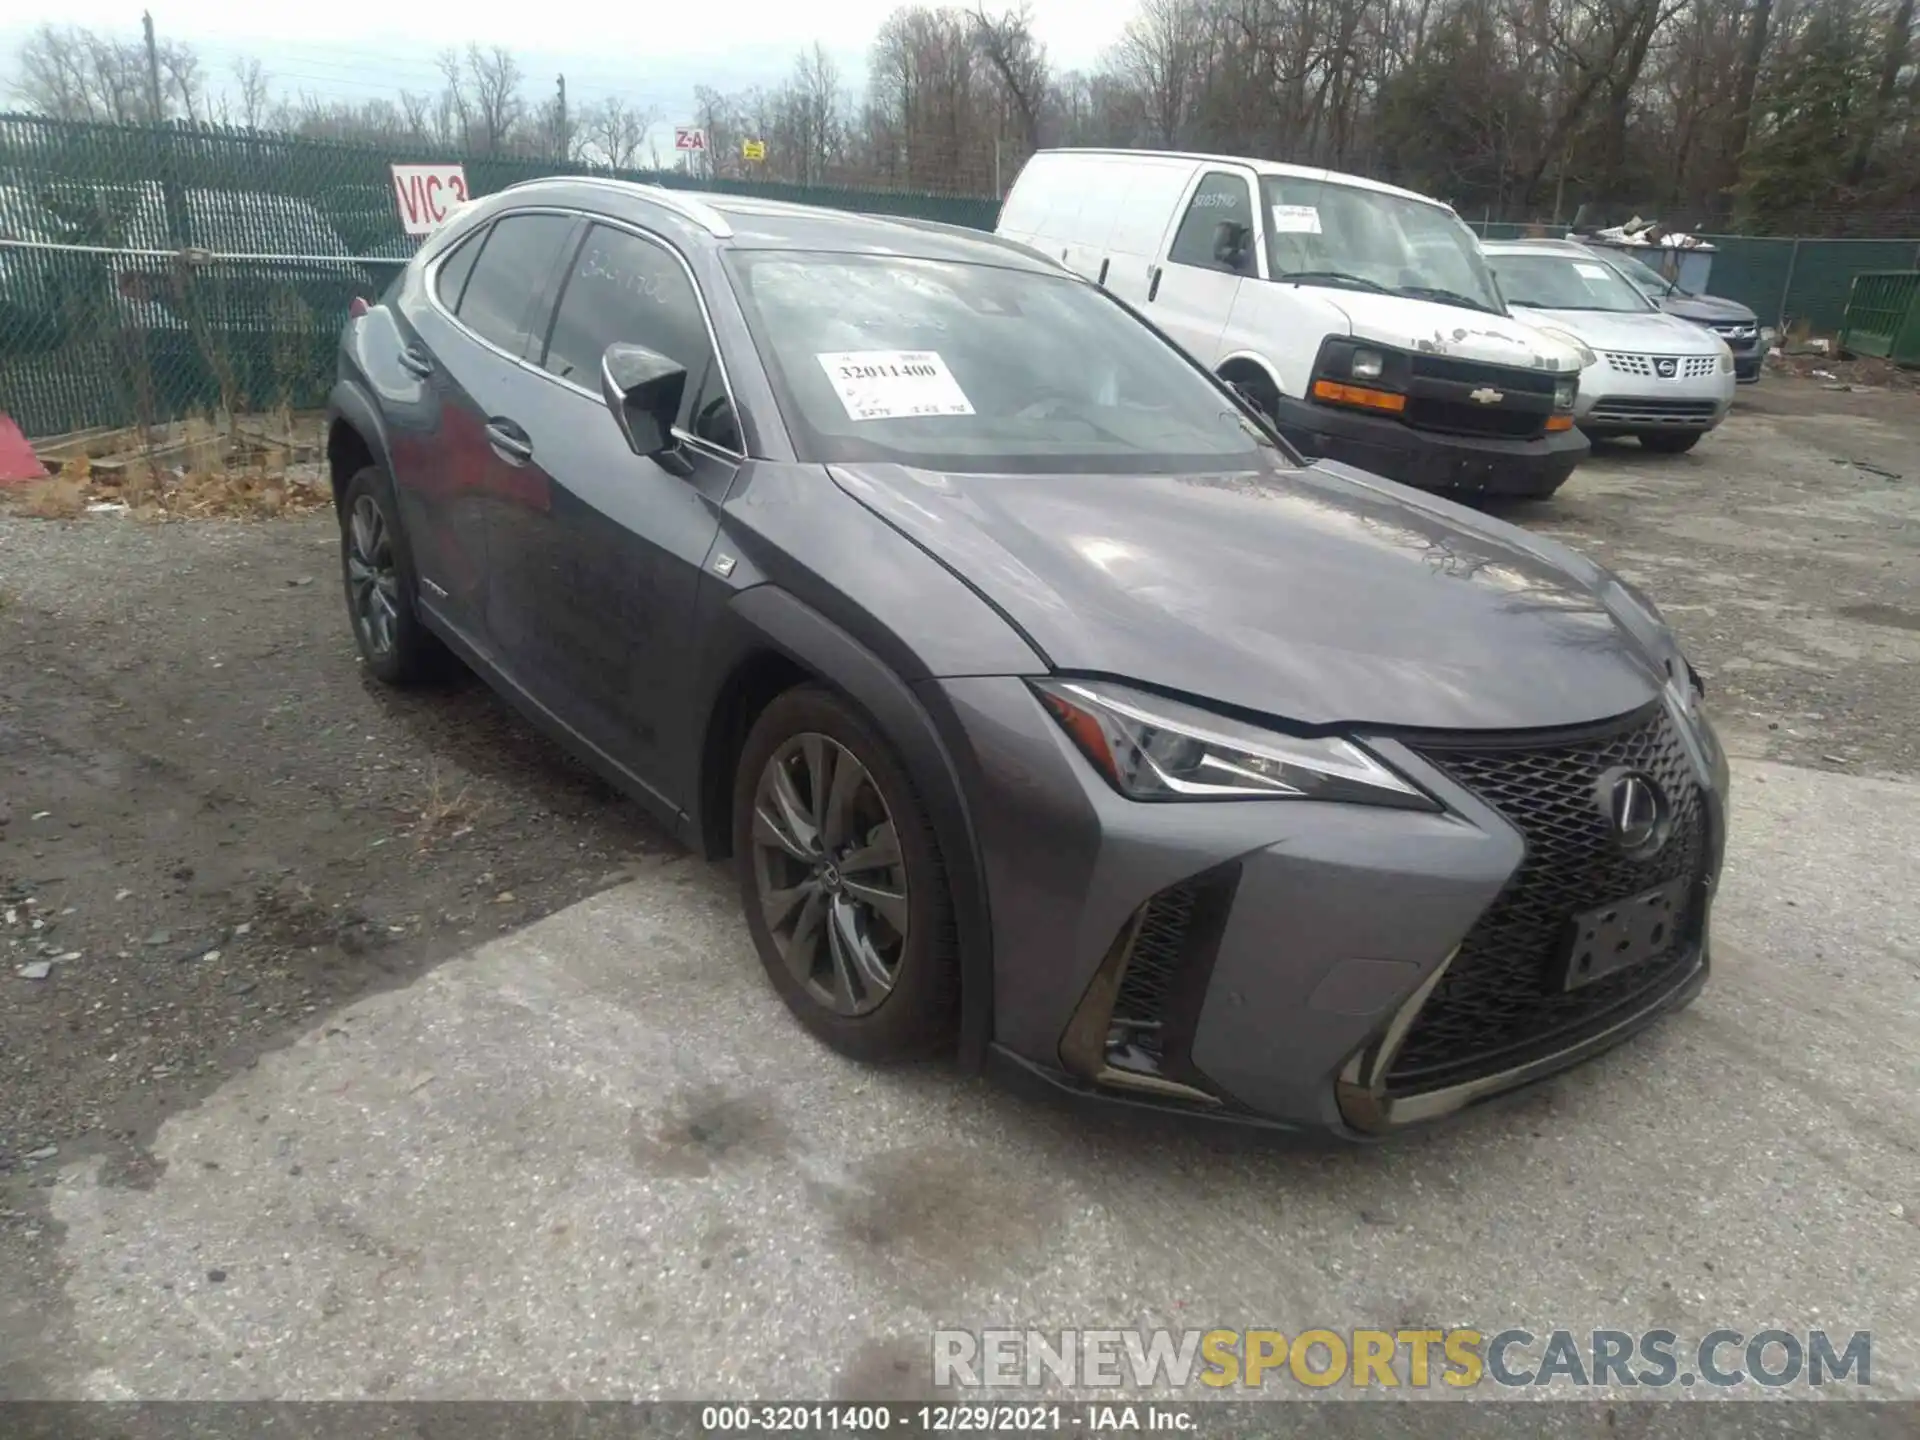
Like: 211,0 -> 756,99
996,149 -> 1590,498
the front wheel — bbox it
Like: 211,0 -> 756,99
1638,430 -> 1702,454
338,465 -> 439,685
733,685 -> 958,1060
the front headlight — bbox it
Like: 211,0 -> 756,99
1532,324 -> 1597,369
1553,377 -> 1577,411
1031,678 -> 1435,809
1715,339 -> 1735,374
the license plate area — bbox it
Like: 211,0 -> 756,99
1557,879 -> 1690,992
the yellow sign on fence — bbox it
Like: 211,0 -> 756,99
742,139 -> 766,161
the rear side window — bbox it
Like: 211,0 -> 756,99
1168,171 -> 1256,275
432,225 -> 487,310
456,212 -> 574,355
538,223 -> 716,429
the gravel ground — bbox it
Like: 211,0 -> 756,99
1505,379 -> 1920,777
1,375 -> 1916,1408
0,513 -> 677,1198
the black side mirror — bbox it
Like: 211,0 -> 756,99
1212,220 -> 1251,269
600,342 -> 687,457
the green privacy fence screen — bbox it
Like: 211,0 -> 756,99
1473,221 -> 1920,339
0,113 -> 1000,437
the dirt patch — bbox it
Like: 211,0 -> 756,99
0,510 -> 676,1245
1768,350 -> 1920,393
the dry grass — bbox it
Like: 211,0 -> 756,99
12,476 -> 89,519
1769,352 -> 1920,392
410,763 -> 488,853
6,413 -> 333,522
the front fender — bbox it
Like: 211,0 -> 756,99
327,376 -> 395,500
700,584 -> 997,1070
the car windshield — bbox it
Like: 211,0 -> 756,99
1485,252 -> 1656,313
1596,248 -> 1688,299
724,252 -> 1277,474
1258,177 -> 1504,314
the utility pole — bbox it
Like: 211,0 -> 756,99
555,74 -> 568,162
141,11 -> 164,124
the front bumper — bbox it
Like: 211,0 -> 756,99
930,678 -> 1729,1139
1271,393 -> 1589,499
1574,361 -> 1736,434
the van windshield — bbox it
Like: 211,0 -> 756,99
1259,177 -> 1504,316
724,251 -> 1279,474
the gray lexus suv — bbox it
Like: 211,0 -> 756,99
325,178 -> 1730,1138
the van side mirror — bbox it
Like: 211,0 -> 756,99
1212,220 -> 1251,270
600,342 -> 687,457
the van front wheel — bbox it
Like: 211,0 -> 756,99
1219,365 -> 1281,422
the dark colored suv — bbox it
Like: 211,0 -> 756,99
325,178 -> 1729,1137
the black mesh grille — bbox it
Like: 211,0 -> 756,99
1109,881 -> 1200,1066
1405,397 -> 1547,439
1589,397 -> 1721,421
1389,705 -> 1707,1094
1410,355 -> 1557,393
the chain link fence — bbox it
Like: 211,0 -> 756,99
0,113 -> 998,438
8,112 -> 1920,439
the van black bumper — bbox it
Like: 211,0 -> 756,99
1273,396 -> 1590,499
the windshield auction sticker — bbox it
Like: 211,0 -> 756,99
1269,204 -> 1323,234
817,351 -> 976,421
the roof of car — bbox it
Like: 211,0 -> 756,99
1481,237 -> 1593,254
494,175 -> 1060,274
1029,148 -> 1453,212
1481,238 -> 1601,256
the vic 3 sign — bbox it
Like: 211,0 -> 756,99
390,163 -> 470,237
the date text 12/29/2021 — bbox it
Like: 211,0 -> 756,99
700,1404 -> 1196,1433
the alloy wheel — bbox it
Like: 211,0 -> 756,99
749,732 -> 910,1017
346,494 -> 401,660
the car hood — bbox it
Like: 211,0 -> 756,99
828,458 -> 1668,731
1660,291 -> 1758,325
1317,289 -> 1584,374
1513,305 -> 1723,354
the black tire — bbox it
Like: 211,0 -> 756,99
338,464 -> 440,685
1638,430 -> 1702,454
1223,368 -> 1281,424
732,684 -> 959,1061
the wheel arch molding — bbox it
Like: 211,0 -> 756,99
696,584 -> 996,1069
326,379 -> 395,513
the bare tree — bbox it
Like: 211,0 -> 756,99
583,96 -> 655,169
1846,0 -> 1914,182
1727,0 -> 1777,170
971,4 -> 1049,153
157,40 -> 204,124
781,43 -> 846,184
14,24 -> 159,123
1113,0 -> 1197,147
467,45 -> 526,155
231,55 -> 271,130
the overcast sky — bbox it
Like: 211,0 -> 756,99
2,1 -> 1135,123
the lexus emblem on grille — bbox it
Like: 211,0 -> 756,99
1654,357 -> 1678,378
1606,771 -> 1668,855
1469,387 -> 1504,405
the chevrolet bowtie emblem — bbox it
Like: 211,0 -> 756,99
1469,387 -> 1504,404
